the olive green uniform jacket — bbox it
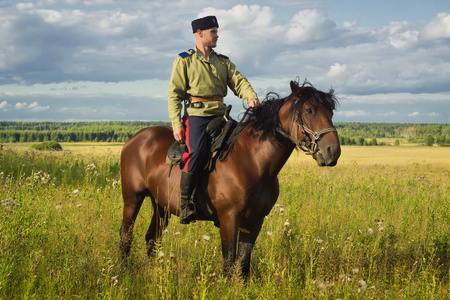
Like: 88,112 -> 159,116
168,47 -> 258,129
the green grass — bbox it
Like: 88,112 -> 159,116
0,145 -> 449,299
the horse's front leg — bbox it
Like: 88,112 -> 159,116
219,214 -> 239,276
237,218 -> 264,277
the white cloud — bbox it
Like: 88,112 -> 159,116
327,63 -> 347,78
29,101 -> 50,112
29,102 -> 39,109
0,100 -> 8,109
408,112 -> 420,117
336,110 -> 371,117
2,3 -> 450,93
422,12 -> 450,40
389,27 -> 419,49
286,9 -> 334,44
14,101 -> 49,112
16,3 -> 35,10
426,112 -> 442,117
381,111 -> 399,117
15,102 -> 27,109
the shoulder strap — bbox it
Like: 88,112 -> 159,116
215,52 -> 229,59
178,48 -> 195,58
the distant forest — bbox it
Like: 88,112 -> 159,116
334,123 -> 449,146
0,121 -> 449,146
0,121 -> 170,143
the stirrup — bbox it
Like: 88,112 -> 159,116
180,204 -> 197,224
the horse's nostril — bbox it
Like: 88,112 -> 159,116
327,146 -> 334,159
327,145 -> 341,162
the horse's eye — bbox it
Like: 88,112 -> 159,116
306,108 -> 313,114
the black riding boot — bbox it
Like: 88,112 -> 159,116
180,171 -> 198,224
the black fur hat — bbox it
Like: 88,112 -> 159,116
191,16 -> 219,33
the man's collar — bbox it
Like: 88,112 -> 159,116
194,46 -> 215,60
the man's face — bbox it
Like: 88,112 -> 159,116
199,27 -> 219,48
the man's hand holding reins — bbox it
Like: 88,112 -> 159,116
248,98 -> 260,108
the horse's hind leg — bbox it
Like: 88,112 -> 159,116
120,191 -> 146,260
145,201 -> 170,257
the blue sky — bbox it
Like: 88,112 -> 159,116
0,0 -> 449,123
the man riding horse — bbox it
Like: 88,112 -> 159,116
168,15 -> 260,224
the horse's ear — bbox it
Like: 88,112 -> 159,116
290,81 -> 300,96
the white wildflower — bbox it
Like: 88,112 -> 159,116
1,198 -> 18,207
339,274 -> 352,282
202,235 -> 211,242
316,281 -> 326,289
86,163 -> 96,171
368,228 -> 374,235
358,279 -> 367,292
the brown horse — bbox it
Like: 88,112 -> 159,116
119,81 -> 340,276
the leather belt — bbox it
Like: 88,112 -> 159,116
189,96 -> 223,103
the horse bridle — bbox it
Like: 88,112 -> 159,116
276,101 -> 337,155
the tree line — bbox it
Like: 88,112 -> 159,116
0,121 -> 170,143
0,121 -> 448,146
334,123 -> 449,146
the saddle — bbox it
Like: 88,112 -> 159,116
166,106 -> 238,226
166,105 -> 237,171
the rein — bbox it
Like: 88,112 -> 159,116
276,124 -> 336,155
276,101 -> 337,155
220,94 -> 337,159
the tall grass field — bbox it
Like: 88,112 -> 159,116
1,143 -> 449,299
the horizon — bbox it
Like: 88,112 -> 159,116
0,119 -> 448,125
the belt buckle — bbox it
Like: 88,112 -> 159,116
190,102 -> 204,108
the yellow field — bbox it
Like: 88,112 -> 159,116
3,142 -> 123,157
290,145 -> 450,168
4,143 -> 449,168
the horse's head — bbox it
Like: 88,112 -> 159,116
281,81 -> 341,166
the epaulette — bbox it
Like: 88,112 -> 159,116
178,49 -> 195,58
215,52 -> 229,59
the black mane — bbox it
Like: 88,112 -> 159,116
237,81 -> 338,143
